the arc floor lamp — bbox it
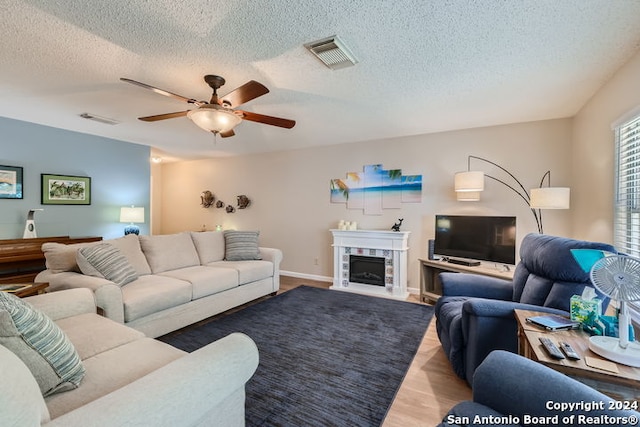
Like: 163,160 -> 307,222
454,155 -> 570,234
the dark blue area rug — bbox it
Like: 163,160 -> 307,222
158,286 -> 434,427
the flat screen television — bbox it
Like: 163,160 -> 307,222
434,215 -> 517,265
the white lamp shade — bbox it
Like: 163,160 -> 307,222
120,207 -> 145,223
456,191 -> 481,201
454,171 -> 485,192
187,104 -> 242,133
530,187 -> 570,209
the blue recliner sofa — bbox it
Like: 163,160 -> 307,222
437,350 -> 639,427
435,233 -> 615,385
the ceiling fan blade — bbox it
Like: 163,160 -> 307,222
121,78 -> 202,105
219,129 -> 235,138
138,111 -> 190,122
237,110 -> 296,129
220,81 -> 269,107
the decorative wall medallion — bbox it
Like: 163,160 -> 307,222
200,191 -> 215,208
237,195 -> 251,209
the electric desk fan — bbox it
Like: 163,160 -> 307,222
587,254 -> 640,367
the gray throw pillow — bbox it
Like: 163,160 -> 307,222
76,243 -> 138,286
224,230 -> 262,261
0,292 -> 85,397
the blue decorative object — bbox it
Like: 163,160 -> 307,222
124,224 -> 140,235
570,248 -> 608,272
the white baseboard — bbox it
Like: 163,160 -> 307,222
280,270 -> 333,283
280,270 -> 420,295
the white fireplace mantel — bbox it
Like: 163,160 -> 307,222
330,229 -> 410,300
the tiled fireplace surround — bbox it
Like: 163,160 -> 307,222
331,229 -> 410,300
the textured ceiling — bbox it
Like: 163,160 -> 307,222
2,0 -> 640,160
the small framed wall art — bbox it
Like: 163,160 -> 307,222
41,173 -> 91,205
0,165 -> 23,199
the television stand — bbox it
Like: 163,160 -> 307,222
446,257 -> 481,267
419,258 -> 514,304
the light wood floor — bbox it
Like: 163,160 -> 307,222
279,276 -> 471,426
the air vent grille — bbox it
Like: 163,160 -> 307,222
79,113 -> 120,125
305,35 -> 358,70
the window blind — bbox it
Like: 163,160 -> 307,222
614,113 -> 640,323
614,114 -> 640,255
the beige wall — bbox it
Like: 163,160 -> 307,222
150,160 -> 163,236
158,118 -> 572,292
572,49 -> 640,243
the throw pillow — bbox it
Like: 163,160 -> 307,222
0,292 -> 85,397
41,242 -> 96,273
191,231 -> 225,264
139,233 -> 200,273
224,230 -> 262,261
76,243 -> 139,286
106,234 -> 152,276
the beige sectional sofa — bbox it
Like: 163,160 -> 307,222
35,231 -> 282,337
2,288 -> 258,426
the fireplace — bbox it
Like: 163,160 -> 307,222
349,255 -> 385,286
331,229 -> 410,299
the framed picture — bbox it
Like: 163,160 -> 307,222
0,165 -> 23,199
41,174 -> 91,205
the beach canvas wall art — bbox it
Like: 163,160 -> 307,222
330,164 -> 422,215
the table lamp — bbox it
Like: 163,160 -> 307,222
120,206 -> 144,235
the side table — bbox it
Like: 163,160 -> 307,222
0,282 -> 49,298
515,309 -> 640,401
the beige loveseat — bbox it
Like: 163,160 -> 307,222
35,231 -> 282,337
2,288 -> 258,426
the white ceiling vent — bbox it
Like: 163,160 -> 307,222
304,35 -> 358,70
79,112 -> 120,125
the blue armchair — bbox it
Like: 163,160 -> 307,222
437,350 -> 639,427
435,233 -> 615,385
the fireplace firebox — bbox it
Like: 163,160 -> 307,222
349,255 -> 385,286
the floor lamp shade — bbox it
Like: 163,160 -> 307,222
456,191 -> 481,201
530,187 -> 570,209
454,171 -> 485,192
120,206 -> 144,235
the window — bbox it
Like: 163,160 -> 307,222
614,112 -> 640,323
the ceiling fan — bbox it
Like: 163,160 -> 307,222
121,75 -> 295,138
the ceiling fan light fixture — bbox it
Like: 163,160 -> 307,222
187,104 -> 242,133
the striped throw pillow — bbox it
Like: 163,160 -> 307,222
0,292 -> 85,397
224,230 -> 262,261
76,243 -> 138,286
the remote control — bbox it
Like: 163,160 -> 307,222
559,341 -> 581,360
539,337 -> 565,359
